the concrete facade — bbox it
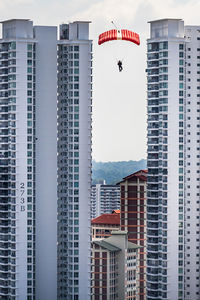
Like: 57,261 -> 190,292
57,21 -> 92,300
0,19 -> 92,300
147,18 -> 200,300
91,231 -> 139,300
119,170 -> 147,300
0,19 -> 57,300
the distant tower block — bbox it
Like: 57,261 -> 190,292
91,183 -> 120,219
118,170 -> 147,300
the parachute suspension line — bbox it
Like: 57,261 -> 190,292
111,21 -> 118,30
111,21 -> 122,68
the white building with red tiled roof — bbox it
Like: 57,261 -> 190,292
91,211 -> 120,240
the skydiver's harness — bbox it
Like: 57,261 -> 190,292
117,60 -> 123,72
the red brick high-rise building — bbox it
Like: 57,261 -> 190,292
118,170 -> 147,300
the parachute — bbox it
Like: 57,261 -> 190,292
98,29 -> 140,46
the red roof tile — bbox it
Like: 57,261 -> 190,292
117,169 -> 147,184
91,213 -> 120,225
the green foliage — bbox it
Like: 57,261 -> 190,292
92,159 -> 147,185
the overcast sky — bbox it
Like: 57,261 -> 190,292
1,0 -> 200,161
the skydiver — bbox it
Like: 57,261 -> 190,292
117,60 -> 123,72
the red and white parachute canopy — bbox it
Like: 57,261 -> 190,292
98,29 -> 140,46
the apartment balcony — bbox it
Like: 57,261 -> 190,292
0,84 -> 8,90
0,103 -> 8,111
147,237 -> 159,245
0,288 -> 9,296
147,205 -> 159,213
147,53 -> 159,60
0,167 -> 8,174
147,69 -> 159,76
147,61 -> 159,68
0,228 -> 9,234
147,185 -> 158,194
147,213 -> 158,221
147,162 -> 159,169
0,46 -> 8,53
148,91 -> 159,99
0,159 -> 8,165
147,274 -> 159,288
0,182 -> 8,188
0,206 -> 9,212
147,230 -> 158,238
0,190 -> 8,196
0,215 -> 9,224
0,77 -> 8,83
147,43 -> 159,52
148,138 -> 159,145
0,136 -> 8,143
147,189 -> 158,196
148,76 -> 159,83
146,267 -> 159,275
0,115 -> 8,121
0,242 -> 10,251
0,198 -> 9,206
147,84 -> 159,92
0,70 -> 8,76
147,175 -> 158,182
147,220 -> 159,228
0,257 -> 8,265
0,265 -> 9,272
148,101 -> 159,108
147,146 -> 159,154
147,282 -> 159,293
148,85 -> 159,91
0,154 -> 8,160
148,170 -> 159,177
0,250 -> 10,258
0,273 -> 9,280
147,259 -> 159,267
0,212 -> 9,221
0,92 -> 8,100
0,61 -> 8,68
0,53 -> 8,59
148,115 -> 159,121
148,108 -> 159,115
0,122 -> 8,129
146,289 -> 159,299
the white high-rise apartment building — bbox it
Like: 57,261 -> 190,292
91,184 -> 120,219
0,19 -> 57,299
57,22 -> 92,299
0,19 -> 92,300
147,19 -> 200,300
